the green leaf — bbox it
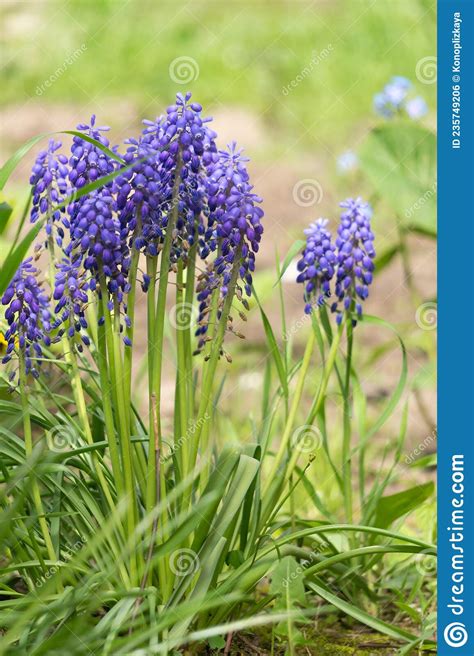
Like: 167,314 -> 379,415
207,635 -> 226,649
253,286 -> 288,399
374,243 -> 401,273
359,122 -> 436,236
271,555 -> 306,642
0,202 -> 13,236
308,581 -> 417,642
271,556 -> 306,610
274,239 -> 305,286
0,131 -> 123,191
409,453 -> 437,468
374,482 -> 434,529
0,221 -> 43,296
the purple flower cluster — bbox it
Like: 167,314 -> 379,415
52,256 -> 90,349
1,93 -> 265,375
374,76 -> 427,120
69,115 -> 115,189
331,198 -> 375,324
30,139 -> 69,247
195,143 -> 264,350
1,259 -> 52,379
297,198 -> 375,324
117,92 -> 217,264
296,219 -> 336,314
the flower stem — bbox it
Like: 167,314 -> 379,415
190,246 -> 242,475
342,315 -> 353,524
175,260 -> 189,483
19,350 -> 57,566
99,278 -> 137,584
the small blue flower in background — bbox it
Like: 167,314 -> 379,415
331,198 -> 375,325
337,150 -> 359,174
296,218 -> 336,314
383,76 -> 411,107
405,96 -> 428,120
374,76 -> 427,120
1,258 -> 52,378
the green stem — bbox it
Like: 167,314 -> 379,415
99,279 -> 137,584
96,303 -> 124,497
147,154 -> 183,592
267,321 -> 344,497
19,351 -> 57,565
342,315 -> 353,524
123,242 -> 140,426
190,246 -> 243,471
184,239 -> 198,417
175,261 -> 189,483
264,331 -> 316,488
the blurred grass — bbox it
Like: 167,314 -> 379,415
1,0 -> 436,155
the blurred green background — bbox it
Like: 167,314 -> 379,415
1,0 -> 436,154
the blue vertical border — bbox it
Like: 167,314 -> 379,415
438,1 -> 474,654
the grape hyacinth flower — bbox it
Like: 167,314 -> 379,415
52,255 -> 91,350
296,218 -> 336,314
68,115 -> 115,190
30,139 -> 70,248
195,142 -> 264,352
331,198 -> 375,325
1,259 -> 52,379
117,93 -> 217,264
65,186 -> 131,336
